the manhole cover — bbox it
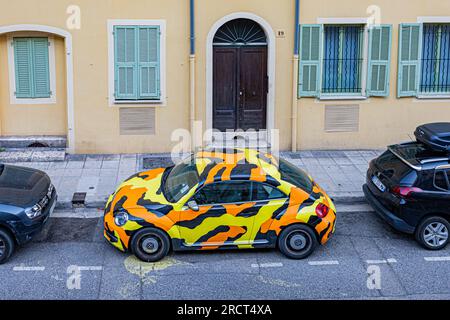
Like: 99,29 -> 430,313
142,157 -> 174,170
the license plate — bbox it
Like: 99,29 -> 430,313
372,175 -> 386,192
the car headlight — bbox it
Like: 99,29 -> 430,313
25,204 -> 42,219
114,211 -> 129,227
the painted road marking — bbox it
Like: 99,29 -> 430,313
366,258 -> 397,264
78,266 -> 103,271
251,262 -> 283,268
308,260 -> 339,266
424,256 -> 450,262
13,266 -> 45,272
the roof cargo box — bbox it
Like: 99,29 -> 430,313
414,123 -> 450,152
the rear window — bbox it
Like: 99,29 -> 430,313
278,158 -> 313,192
376,150 -> 417,185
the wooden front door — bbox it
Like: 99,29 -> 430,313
213,46 -> 267,132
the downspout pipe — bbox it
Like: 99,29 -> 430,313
190,0 -> 195,55
291,0 -> 300,152
189,0 -> 196,151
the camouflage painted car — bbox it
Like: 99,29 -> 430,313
104,148 -> 336,262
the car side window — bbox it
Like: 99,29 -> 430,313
252,182 -> 286,201
434,170 -> 449,191
193,181 -> 253,205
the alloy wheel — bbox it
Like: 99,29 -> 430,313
423,222 -> 449,248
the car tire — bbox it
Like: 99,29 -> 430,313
0,228 -> 15,265
415,216 -> 450,250
278,224 -> 318,259
131,228 -> 171,262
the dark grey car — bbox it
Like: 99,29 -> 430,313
0,164 -> 57,264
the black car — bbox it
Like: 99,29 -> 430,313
363,140 -> 450,250
0,164 -> 57,264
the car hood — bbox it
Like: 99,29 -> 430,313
0,164 -> 50,208
106,167 -> 174,214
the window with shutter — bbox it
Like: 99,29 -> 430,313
298,23 -> 393,99
367,25 -> 392,97
114,25 -> 161,100
13,37 -> 51,99
397,24 -> 421,97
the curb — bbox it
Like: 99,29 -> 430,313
54,194 -> 368,211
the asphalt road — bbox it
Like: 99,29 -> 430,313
0,205 -> 449,300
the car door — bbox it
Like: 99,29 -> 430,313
178,181 -> 259,248
428,168 -> 450,213
413,168 -> 450,224
249,182 -> 289,241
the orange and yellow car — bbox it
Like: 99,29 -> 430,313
104,148 -> 336,262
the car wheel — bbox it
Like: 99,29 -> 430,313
415,216 -> 450,250
0,229 -> 15,265
131,228 -> 170,262
278,224 -> 318,259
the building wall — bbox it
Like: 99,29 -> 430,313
297,0 -> 450,150
0,0 -> 449,153
0,34 -> 67,136
195,0 -> 295,151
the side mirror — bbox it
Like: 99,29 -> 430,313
187,200 -> 199,212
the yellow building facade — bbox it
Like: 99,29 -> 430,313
0,0 -> 449,154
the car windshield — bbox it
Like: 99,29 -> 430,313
163,156 -> 200,203
277,158 -> 313,193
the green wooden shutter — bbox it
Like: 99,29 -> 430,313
138,26 -> 160,99
398,24 -> 422,97
31,38 -> 51,98
14,38 -> 33,98
367,25 -> 392,97
114,26 -> 138,100
299,24 -> 322,97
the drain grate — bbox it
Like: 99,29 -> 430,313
142,157 -> 174,170
72,192 -> 87,208
28,142 -> 49,148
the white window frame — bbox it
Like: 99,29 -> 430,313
7,33 -> 57,105
316,18 -> 370,100
107,19 -> 166,106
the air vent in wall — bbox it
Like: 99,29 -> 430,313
324,105 -> 360,132
119,107 -> 155,135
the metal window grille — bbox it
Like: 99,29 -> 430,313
322,25 -> 364,94
420,24 -> 450,94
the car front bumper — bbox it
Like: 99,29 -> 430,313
10,192 -> 58,245
363,184 -> 415,234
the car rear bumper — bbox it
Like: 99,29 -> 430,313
363,184 -> 415,234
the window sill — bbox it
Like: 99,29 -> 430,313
113,99 -> 165,106
11,97 -> 56,105
318,95 -> 367,101
416,94 -> 450,100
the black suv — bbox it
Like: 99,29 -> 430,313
364,141 -> 450,250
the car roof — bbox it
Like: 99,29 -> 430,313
388,142 -> 450,171
192,147 -> 281,184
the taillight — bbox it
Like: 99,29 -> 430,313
391,186 -> 423,198
315,203 -> 329,218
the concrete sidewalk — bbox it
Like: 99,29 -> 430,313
10,150 -> 383,209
